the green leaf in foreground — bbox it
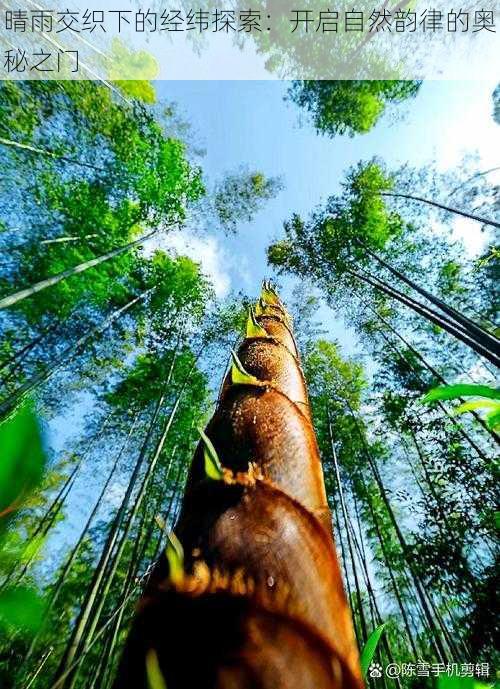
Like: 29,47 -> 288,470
146,649 -> 168,689
422,384 -> 500,404
360,623 -> 387,677
0,585 -> 45,633
0,402 -> 46,524
453,400 -> 499,415
155,516 -> 184,586
199,427 -> 224,481
422,383 -> 500,431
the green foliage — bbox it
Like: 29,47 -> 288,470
474,246 -> 499,271
422,384 -> 500,403
304,339 -> 366,411
8,184 -> 143,320
107,39 -> 159,103
116,81 -> 157,104
145,252 -> 213,329
289,81 -> 421,137
0,586 -> 44,634
108,347 -> 203,413
268,160 -> 403,281
0,82 -> 48,138
268,157 -> 496,348
423,383 -> 500,430
213,168 -> 283,233
0,402 -> 46,527
0,403 -> 47,645
0,81 -> 205,325
360,623 -> 387,677
201,295 -> 249,347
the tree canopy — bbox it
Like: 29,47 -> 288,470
288,81 -> 421,137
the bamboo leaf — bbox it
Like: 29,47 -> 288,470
246,308 -> 268,339
230,350 -> 262,387
360,623 -> 387,677
0,402 -> 46,528
0,586 -> 45,633
162,529 -> 184,586
198,427 -> 224,481
146,649 -> 168,689
453,400 -> 500,416
166,531 -> 184,585
422,384 -> 500,404
18,533 -> 47,565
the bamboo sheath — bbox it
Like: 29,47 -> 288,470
114,285 -> 362,689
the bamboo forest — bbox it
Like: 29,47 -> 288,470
0,80 -> 498,689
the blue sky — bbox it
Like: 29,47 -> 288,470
153,79 -> 499,353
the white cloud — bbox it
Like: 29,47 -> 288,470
144,229 -> 231,298
434,79 -> 500,171
449,216 -> 490,258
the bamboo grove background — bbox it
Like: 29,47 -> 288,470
0,80 -> 498,689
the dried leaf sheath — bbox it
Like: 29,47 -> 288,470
114,288 -> 363,689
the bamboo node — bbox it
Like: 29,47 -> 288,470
222,461 -> 264,487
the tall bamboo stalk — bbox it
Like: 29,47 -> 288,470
0,232 -> 158,311
328,411 -> 368,644
358,474 -> 421,657
331,497 -> 359,645
360,243 -> 500,348
347,414 -> 449,662
0,289 -> 153,418
113,285 -> 362,689
18,414 -> 138,679
348,267 -> 500,367
49,391 -> 169,689
354,293 -> 496,455
379,191 -> 500,230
